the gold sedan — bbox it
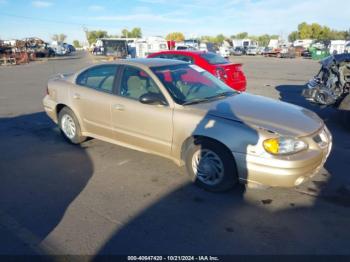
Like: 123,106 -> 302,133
43,59 -> 332,192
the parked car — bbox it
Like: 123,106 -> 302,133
279,47 -> 296,58
147,50 -> 247,91
43,59 -> 332,191
218,46 -> 230,58
301,49 -> 312,58
232,47 -> 244,56
175,45 -> 196,51
50,44 -> 67,56
199,42 -> 215,53
246,46 -> 258,55
261,47 -> 273,56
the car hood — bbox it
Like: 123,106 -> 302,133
187,93 -> 323,137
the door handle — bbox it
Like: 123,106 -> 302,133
112,104 -> 125,111
73,93 -> 80,99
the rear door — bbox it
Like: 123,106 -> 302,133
72,65 -> 120,138
110,65 -> 173,156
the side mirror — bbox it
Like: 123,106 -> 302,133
139,93 -> 167,105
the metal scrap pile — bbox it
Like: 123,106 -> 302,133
0,37 -> 53,66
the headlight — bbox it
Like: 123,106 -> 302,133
263,137 -> 308,155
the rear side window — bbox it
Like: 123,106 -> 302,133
76,65 -> 118,93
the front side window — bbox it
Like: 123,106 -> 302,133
119,66 -> 163,100
151,64 -> 237,105
76,65 -> 118,93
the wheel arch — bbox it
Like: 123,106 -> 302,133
55,103 -> 85,132
180,135 -> 236,165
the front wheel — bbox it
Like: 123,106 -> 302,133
58,107 -> 86,144
185,139 -> 238,192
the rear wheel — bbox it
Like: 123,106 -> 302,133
58,107 -> 86,144
185,139 -> 238,192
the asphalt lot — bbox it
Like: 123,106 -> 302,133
0,52 -> 349,255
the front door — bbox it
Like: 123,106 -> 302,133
110,65 -> 173,156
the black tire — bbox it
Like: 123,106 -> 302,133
185,138 -> 238,192
58,107 -> 86,144
339,94 -> 350,130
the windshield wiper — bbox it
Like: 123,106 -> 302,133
182,98 -> 211,105
206,91 -> 236,100
182,91 -> 236,105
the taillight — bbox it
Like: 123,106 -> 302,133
215,67 -> 227,80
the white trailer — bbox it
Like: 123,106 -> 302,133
329,40 -> 347,54
135,36 -> 168,58
293,39 -> 313,48
232,39 -> 257,48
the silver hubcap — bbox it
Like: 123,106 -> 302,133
191,149 -> 224,186
61,114 -> 76,139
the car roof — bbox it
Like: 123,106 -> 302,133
100,58 -> 187,68
153,50 -> 207,56
72,58 -> 187,82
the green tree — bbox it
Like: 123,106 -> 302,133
121,28 -> 142,38
216,34 -> 225,43
318,26 -> 331,40
236,32 -> 248,39
121,29 -> 129,38
291,22 -> 348,41
72,40 -> 81,48
131,27 -> 142,38
298,22 -> 313,39
311,23 -> 322,39
85,30 -> 108,45
166,32 -> 185,42
288,31 -> 299,42
52,33 -> 67,42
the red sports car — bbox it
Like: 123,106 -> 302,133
147,50 -> 247,91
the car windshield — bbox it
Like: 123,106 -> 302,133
200,52 -> 229,65
151,64 -> 237,105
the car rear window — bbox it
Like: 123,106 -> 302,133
200,52 -> 229,65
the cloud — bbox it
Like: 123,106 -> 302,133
88,5 -> 105,11
32,1 -> 53,8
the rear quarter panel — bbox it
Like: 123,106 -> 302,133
47,78 -> 85,130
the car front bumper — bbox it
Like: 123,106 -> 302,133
232,130 -> 332,187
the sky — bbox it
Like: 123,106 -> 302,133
0,0 -> 349,44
